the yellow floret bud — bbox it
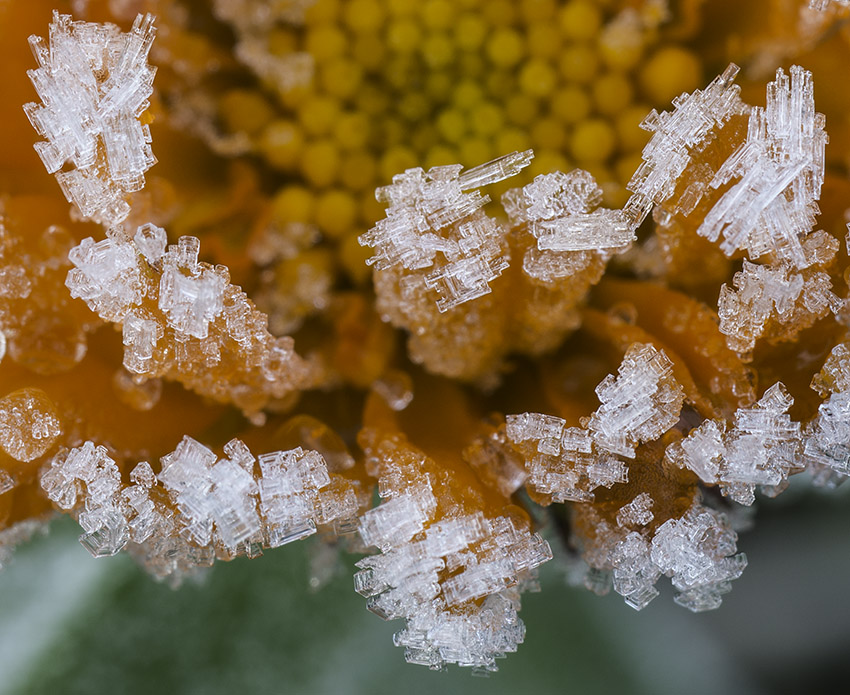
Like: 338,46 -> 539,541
483,0 -> 518,27
260,119 -> 304,171
558,44 -> 600,84
387,19 -> 422,53
459,138 -> 493,166
453,14 -> 487,51
551,86 -> 591,124
352,33 -> 387,71
297,95 -> 341,137
558,1 -> 602,41
301,139 -> 340,188
379,146 -> 418,182
525,24 -> 563,60
452,79 -> 485,112
519,0 -> 557,23
422,32 -> 455,69
436,108 -> 468,144
320,59 -> 364,102
333,112 -> 372,151
470,102 -> 504,138
340,151 -> 378,191
304,25 -> 347,62
486,28 -> 525,68
505,94 -> 539,127
421,0 -> 456,30
571,118 -> 616,163
592,72 -> 634,116
615,104 -> 652,151
316,189 -> 359,239
219,89 -> 273,135
271,185 -> 315,225
519,59 -> 558,98
531,117 -> 566,150
496,127 -> 532,155
343,0 -> 385,34
639,46 -> 703,106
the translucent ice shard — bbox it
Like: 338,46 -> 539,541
24,13 -> 157,226
717,231 -> 841,354
625,64 -> 747,227
358,151 -> 533,312
585,343 -> 685,458
505,170 -> 633,254
668,383 -> 802,505
650,505 -> 747,612
697,66 -> 827,268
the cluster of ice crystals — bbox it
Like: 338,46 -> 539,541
625,63 -> 747,227
358,151 -> 533,312
66,225 -> 312,417
0,388 -> 62,463
616,492 -> 655,529
585,343 -> 685,458
668,383 -> 802,505
40,441 -> 128,557
698,66 -> 827,268
505,415 -> 627,502
650,505 -> 747,612
611,531 -> 661,610
24,13 -> 157,226
355,503 -> 551,671
804,344 -> 850,487
718,250 -> 841,354
66,236 -> 143,322
40,437 -> 357,581
809,0 -> 850,10
504,169 -> 634,255
259,447 -> 358,546
603,501 -> 746,612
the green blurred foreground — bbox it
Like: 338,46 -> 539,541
1,480 -> 849,695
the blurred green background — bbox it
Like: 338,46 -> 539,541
2,478 -> 849,695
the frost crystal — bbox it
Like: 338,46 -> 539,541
40,442 -> 129,557
698,66 -> 827,267
66,226 -> 313,418
505,170 -> 633,253
668,383 -> 802,505
650,506 -> 747,612
804,344 -> 850,487
718,252 -> 840,354
616,493 -> 655,529
40,437 -> 357,582
24,13 -> 157,225
625,64 -> 746,227
585,343 -> 685,458
358,151 -> 533,312
355,509 -> 551,671
506,416 -> 627,502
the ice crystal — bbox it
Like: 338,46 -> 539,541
698,66 -> 827,268
356,508 -> 550,670
585,343 -> 685,458
40,437 -> 357,580
625,64 -> 747,227
668,383 -> 802,505
66,226 -> 313,417
718,245 -> 841,354
504,169 -> 633,253
359,151 -> 533,312
24,13 -> 157,225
